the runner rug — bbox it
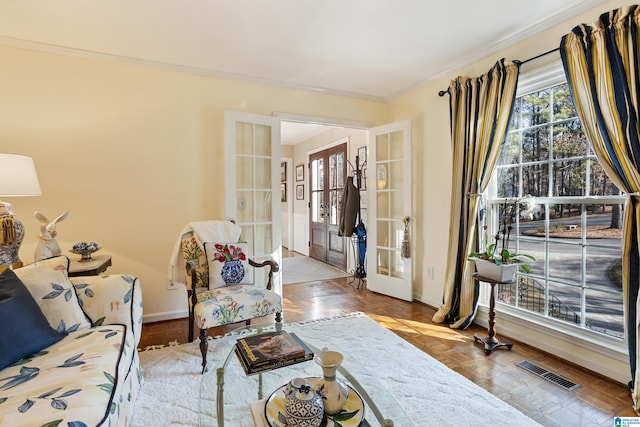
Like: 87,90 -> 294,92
282,256 -> 350,285
131,312 -> 539,426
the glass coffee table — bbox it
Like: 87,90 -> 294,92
198,323 -> 412,426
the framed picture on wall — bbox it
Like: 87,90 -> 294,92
280,162 -> 287,182
280,183 -> 286,202
296,184 -> 304,200
296,164 -> 304,181
357,146 -> 367,165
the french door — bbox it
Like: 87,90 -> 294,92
224,111 -> 282,295
309,143 -> 348,270
366,120 -> 412,301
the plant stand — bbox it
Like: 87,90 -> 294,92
473,273 -> 513,355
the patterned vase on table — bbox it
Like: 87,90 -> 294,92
284,378 -> 324,427
314,350 -> 349,415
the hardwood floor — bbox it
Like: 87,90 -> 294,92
139,251 -> 637,426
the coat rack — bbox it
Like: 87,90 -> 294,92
348,153 -> 367,288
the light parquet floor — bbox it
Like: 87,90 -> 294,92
139,251 -> 637,426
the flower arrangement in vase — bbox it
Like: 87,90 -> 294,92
468,198 -> 535,282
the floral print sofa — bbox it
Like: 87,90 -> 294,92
0,255 -> 143,427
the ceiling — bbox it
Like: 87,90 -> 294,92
0,0 -> 609,143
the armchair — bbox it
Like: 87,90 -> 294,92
177,221 -> 282,372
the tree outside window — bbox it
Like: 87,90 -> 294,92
489,80 -> 624,339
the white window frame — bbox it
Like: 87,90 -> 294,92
478,60 -> 629,383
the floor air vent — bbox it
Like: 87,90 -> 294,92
516,360 -> 580,391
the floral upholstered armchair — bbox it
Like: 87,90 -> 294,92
178,221 -> 282,373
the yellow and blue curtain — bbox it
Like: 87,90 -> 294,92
560,5 -> 640,411
433,59 -> 520,328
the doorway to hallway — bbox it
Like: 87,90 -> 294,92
309,143 -> 348,270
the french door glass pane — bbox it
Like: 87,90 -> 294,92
377,220 -> 389,247
236,122 -> 253,155
329,191 -> 338,226
236,157 -> 253,189
377,134 -> 389,161
390,131 -> 403,160
337,152 -> 345,187
390,220 -> 403,248
255,158 -> 271,190
389,162 -> 403,188
319,159 -> 324,190
254,224 -> 272,255
376,192 -> 389,219
236,191 -> 253,223
377,248 -> 389,275
312,191 -> 324,223
254,124 -> 271,157
329,154 -> 336,188
390,192 -> 403,219
391,250 -> 403,278
255,190 -> 272,222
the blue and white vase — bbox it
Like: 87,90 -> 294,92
221,260 -> 244,284
284,378 -> 324,427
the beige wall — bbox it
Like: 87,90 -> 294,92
0,45 -> 388,321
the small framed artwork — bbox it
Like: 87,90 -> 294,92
357,146 -> 367,165
296,184 -> 304,200
280,162 -> 287,182
280,183 -> 287,202
296,164 -> 304,181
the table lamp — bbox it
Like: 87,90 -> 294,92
0,154 -> 42,268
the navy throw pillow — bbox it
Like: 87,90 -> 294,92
0,269 -> 67,370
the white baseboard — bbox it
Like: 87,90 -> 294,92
143,309 -> 188,324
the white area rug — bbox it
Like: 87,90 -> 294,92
131,313 -> 539,427
282,256 -> 350,285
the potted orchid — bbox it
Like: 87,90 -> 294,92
468,198 -> 535,282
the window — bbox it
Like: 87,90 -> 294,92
487,62 -> 625,339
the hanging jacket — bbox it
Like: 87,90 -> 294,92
338,176 -> 359,237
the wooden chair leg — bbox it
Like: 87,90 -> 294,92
188,310 -> 195,342
199,327 -> 208,374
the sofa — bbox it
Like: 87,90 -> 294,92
0,255 -> 143,427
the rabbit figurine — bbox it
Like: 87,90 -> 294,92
34,210 -> 69,261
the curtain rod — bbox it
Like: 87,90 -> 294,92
438,47 -> 560,97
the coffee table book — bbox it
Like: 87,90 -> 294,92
235,331 -> 313,375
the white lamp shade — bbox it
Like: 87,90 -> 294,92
0,154 -> 42,197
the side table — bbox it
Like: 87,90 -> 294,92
69,254 -> 112,277
473,273 -> 513,355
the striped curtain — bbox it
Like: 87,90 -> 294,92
433,59 -> 520,328
560,5 -> 640,410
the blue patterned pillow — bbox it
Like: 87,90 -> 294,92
0,269 -> 66,370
